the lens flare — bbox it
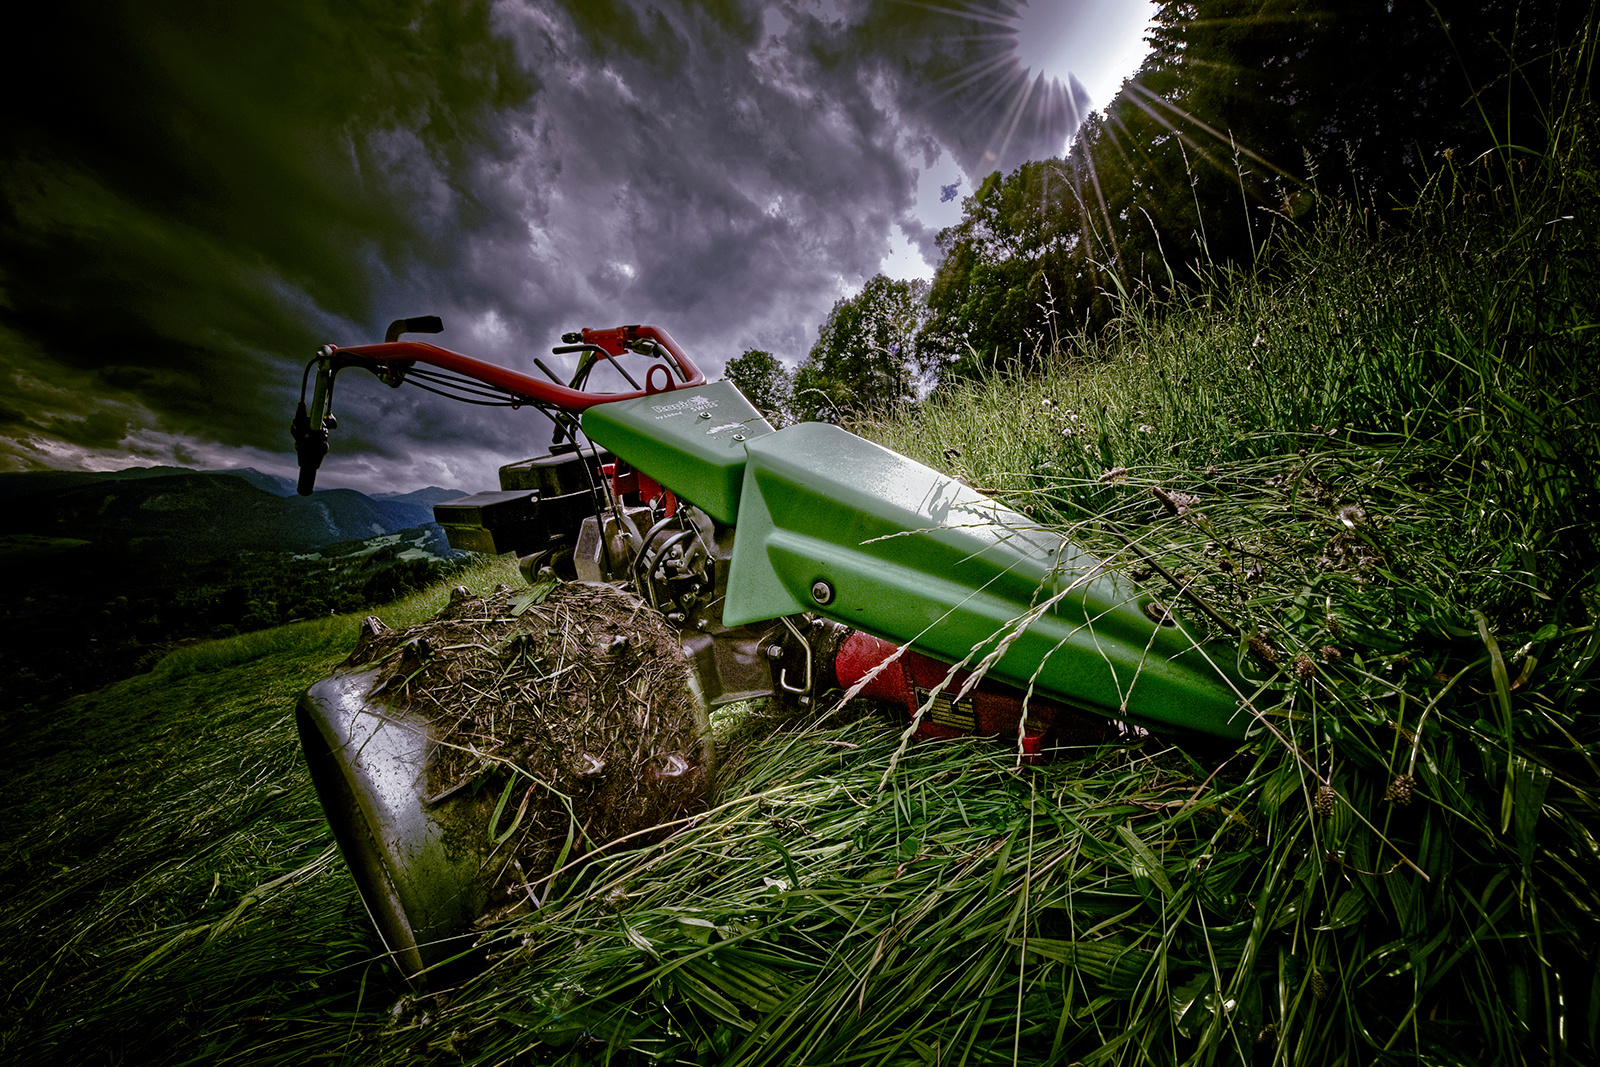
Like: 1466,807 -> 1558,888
1011,0 -> 1155,109
911,0 -> 1151,167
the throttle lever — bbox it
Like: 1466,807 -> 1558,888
385,315 -> 444,343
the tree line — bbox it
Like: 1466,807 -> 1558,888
0,533 -> 470,714
728,0 -> 1588,423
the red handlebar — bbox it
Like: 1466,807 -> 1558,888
328,324 -> 705,412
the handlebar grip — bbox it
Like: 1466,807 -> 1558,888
297,460 -> 322,497
384,315 -> 444,343
291,401 -> 329,496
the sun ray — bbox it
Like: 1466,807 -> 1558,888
1123,80 -> 1301,183
987,69 -> 1039,168
1069,130 -> 1122,279
891,0 -> 1021,33
1118,82 -> 1235,182
929,51 -> 1027,107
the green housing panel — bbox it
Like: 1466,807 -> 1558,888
579,381 -> 775,524
724,422 -> 1248,738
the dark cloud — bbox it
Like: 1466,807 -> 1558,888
46,411 -> 133,451
2,0 -> 539,483
0,0 -> 1104,493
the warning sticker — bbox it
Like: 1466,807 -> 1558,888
915,686 -> 976,731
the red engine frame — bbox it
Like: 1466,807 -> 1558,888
329,324 -> 706,412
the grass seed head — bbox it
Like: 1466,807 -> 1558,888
1248,633 -> 1280,665
1385,774 -> 1416,806
1313,783 -> 1337,818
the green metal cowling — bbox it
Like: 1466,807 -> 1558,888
721,423 -> 1248,738
578,381 -> 774,525
581,393 -> 1247,739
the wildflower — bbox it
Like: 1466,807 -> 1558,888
1336,503 -> 1367,528
1293,654 -> 1317,680
1099,466 -> 1129,484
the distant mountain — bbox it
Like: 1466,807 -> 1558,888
1,470 -> 453,557
0,465 -> 198,502
0,466 -> 455,505
0,465 -> 301,502
371,486 -> 469,507
207,467 -> 299,497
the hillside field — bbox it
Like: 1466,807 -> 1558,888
2,132 -> 1598,1065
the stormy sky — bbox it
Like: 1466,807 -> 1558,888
1,0 -> 1142,495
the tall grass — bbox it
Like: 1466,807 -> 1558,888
841,66 -> 1600,1067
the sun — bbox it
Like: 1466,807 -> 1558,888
1010,0 -> 1156,109
910,0 -> 1160,169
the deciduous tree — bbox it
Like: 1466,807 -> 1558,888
723,348 -> 793,425
793,275 -> 928,422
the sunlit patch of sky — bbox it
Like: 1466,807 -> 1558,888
878,0 -> 1156,280
878,224 -> 933,280
1013,0 -> 1156,115
878,146 -> 971,280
